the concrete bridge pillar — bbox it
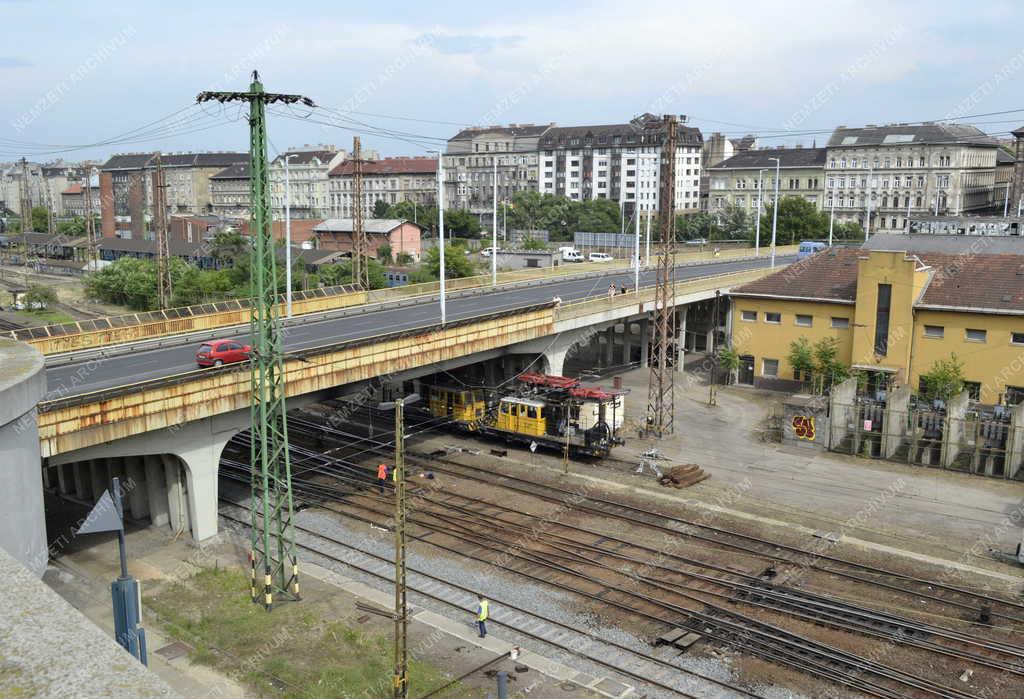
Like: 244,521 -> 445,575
145,455 -> 170,528
677,306 -> 688,369
72,462 -> 91,502
56,463 -> 72,496
125,456 -> 149,521
164,455 -> 191,537
89,459 -> 107,505
639,319 -> 650,368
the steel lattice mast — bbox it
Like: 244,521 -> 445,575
646,115 -> 678,437
197,72 -> 314,609
351,136 -> 369,289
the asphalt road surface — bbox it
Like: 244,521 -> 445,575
45,256 -> 794,400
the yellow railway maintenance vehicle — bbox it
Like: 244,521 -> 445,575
426,373 -> 625,458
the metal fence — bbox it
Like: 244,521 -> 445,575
828,402 -> 1023,480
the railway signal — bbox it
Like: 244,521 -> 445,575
197,72 -> 313,609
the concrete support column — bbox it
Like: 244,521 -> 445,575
125,456 -> 149,521
41,464 -> 52,491
678,306 -> 688,367
163,455 -> 191,536
145,455 -> 170,528
723,297 -> 733,348
72,462 -> 91,502
89,459 -> 108,503
639,318 -> 650,368
605,327 -> 615,365
108,457 -> 126,495
55,463 -> 70,495
942,390 -> 970,468
1007,403 -> 1024,480
883,385 -> 912,459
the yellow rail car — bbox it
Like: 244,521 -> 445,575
428,386 -> 486,426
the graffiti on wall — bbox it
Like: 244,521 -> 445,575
792,415 -> 816,441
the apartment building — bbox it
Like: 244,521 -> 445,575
98,151 -> 248,238
327,156 -> 437,219
536,113 -> 704,216
707,147 -> 826,214
209,163 -> 251,219
1010,126 -> 1024,216
268,146 -> 348,220
60,173 -> 101,219
824,123 -> 999,233
443,124 -> 549,218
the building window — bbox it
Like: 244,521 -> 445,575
874,283 -> 891,355
762,358 -> 779,377
764,311 -> 781,324
795,314 -> 812,327
1011,332 -> 1024,346
964,381 -> 982,401
965,328 -> 987,343
831,317 -> 849,329
741,310 -> 757,322
923,325 -> 944,339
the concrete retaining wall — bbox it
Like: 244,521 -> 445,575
0,339 -> 47,577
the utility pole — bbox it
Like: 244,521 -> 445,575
491,156 -> 497,287
43,176 -> 55,236
646,115 -> 678,438
352,136 -> 369,289
633,207 -> 641,291
19,158 -> 32,286
708,290 -> 721,406
392,398 -> 408,698
436,153 -> 446,325
284,153 -> 296,317
828,182 -> 836,246
645,203 -> 651,267
84,167 -> 98,268
198,71 -> 312,609
769,157 -> 780,268
152,153 -> 172,309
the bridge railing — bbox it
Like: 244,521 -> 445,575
13,244 -> 797,356
553,267 -> 780,322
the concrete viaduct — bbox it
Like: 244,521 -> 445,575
9,251 -> 796,566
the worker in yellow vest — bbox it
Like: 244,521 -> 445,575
475,594 -> 489,638
376,463 -> 388,495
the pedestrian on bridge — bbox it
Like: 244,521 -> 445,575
376,462 -> 389,495
475,594 -> 489,638
607,283 -> 616,300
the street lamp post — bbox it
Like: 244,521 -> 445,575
284,154 -> 297,317
864,166 -> 873,242
492,157 -> 497,287
828,181 -> 836,246
436,152 -> 446,325
768,157 -> 780,268
755,168 -> 766,256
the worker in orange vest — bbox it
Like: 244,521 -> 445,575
376,463 -> 389,495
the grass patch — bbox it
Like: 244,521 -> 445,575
13,309 -> 74,325
145,567 -> 476,698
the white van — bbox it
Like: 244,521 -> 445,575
558,246 -> 583,262
588,252 -> 613,263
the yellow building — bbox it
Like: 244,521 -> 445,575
729,246 -> 1024,404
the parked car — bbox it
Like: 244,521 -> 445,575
480,246 -> 500,257
196,340 -> 251,368
588,252 -> 613,263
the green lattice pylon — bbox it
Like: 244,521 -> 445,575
197,72 -> 314,609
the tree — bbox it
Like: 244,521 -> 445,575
676,212 -> 716,241
444,209 -> 482,237
715,204 -> 752,241
520,237 -> 546,250
373,199 -> 389,218
787,336 -> 815,385
84,257 -> 158,310
56,217 -> 86,237
395,251 -> 413,265
759,196 -> 828,246
718,346 -> 743,385
377,243 -> 393,265
384,200 -> 435,230
812,337 -> 849,393
30,206 -> 48,233
417,244 -> 476,281
919,353 -> 965,402
316,258 -> 387,290
832,220 -> 864,241
22,284 -> 57,310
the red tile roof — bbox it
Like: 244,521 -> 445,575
732,248 -> 861,302
329,157 -> 437,177
733,247 -> 1024,314
62,183 -> 83,195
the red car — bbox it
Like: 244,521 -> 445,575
196,340 -> 251,368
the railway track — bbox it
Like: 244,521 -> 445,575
217,499 -> 757,699
217,407 -> 1024,697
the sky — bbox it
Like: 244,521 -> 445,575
1,0 -> 1022,164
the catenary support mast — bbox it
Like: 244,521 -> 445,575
646,115 -> 678,438
197,72 -> 313,609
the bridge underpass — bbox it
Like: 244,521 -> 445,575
36,258 -> 790,545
